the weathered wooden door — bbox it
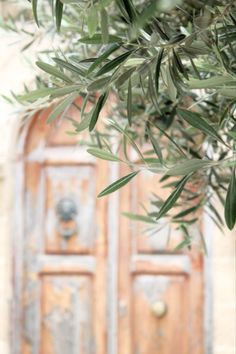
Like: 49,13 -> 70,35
13,105 -> 204,354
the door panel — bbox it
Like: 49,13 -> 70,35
45,165 -> 96,254
133,170 -> 184,253
41,275 -> 94,354
133,275 -> 189,354
118,165 -> 203,354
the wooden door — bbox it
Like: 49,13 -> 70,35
118,167 -> 204,354
13,105 -> 204,354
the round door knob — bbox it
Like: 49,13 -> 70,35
151,301 -> 168,318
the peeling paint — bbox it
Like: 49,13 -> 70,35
134,276 -> 170,303
42,276 -> 95,354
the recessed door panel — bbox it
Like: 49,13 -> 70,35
45,165 -> 96,254
133,275 -> 189,354
133,170 -> 183,253
41,275 -> 94,354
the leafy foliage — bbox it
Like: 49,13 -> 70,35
3,0 -> 236,249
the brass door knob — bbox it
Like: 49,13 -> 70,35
151,301 -> 168,318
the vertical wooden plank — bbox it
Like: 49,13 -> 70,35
118,164 -> 132,354
107,163 -> 119,354
94,158 -> 108,354
189,248 -> 204,354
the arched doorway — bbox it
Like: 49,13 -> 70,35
12,103 -> 204,354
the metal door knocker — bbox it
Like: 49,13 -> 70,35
56,197 -> 78,239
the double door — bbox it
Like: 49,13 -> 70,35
14,108 -> 204,354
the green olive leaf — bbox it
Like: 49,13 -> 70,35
101,8 -> 109,43
32,0 -> 39,27
36,61 -> 73,83
146,126 -> 163,164
96,50 -> 133,76
52,58 -> 86,77
89,91 -> 108,131
224,168 -> 236,230
156,174 -> 191,220
87,148 -> 121,161
55,0 -> 64,31
127,78 -> 132,126
98,171 -> 139,197
122,212 -> 156,223
88,43 -> 120,74
87,77 -> 111,91
47,92 -> 78,123
177,108 -> 226,146
87,6 -> 98,37
167,158 -> 215,176
79,33 -> 123,44
155,48 -> 164,93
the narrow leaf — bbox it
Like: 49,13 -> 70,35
172,49 -> 188,80
52,58 -> 86,76
229,14 -> 236,27
156,174 -> 191,220
101,8 -> 109,43
115,67 -> 136,87
19,87 -> 55,102
36,61 -> 73,83
122,212 -> 156,223
168,34 -> 186,45
88,43 -> 120,74
55,0 -> 64,31
177,108 -> 226,145
87,77 -> 111,91
118,0 -> 137,23
32,0 -> 39,27
127,78 -> 132,126
155,48 -> 164,93
79,33 -> 123,44
87,6 -> 98,37
146,126 -> 163,163
50,85 -> 82,98
167,158 -> 214,176
47,93 -> 78,123
166,64 -> 177,102
89,91 -> 108,131
108,120 -> 145,162
224,168 -> 236,230
74,114 -> 91,132
96,50 -> 133,76
188,75 -> 235,89
173,205 -> 200,219
98,171 -> 139,197
174,238 -> 191,251
87,148 -> 121,161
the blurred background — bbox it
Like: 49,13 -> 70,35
0,1 -> 235,354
